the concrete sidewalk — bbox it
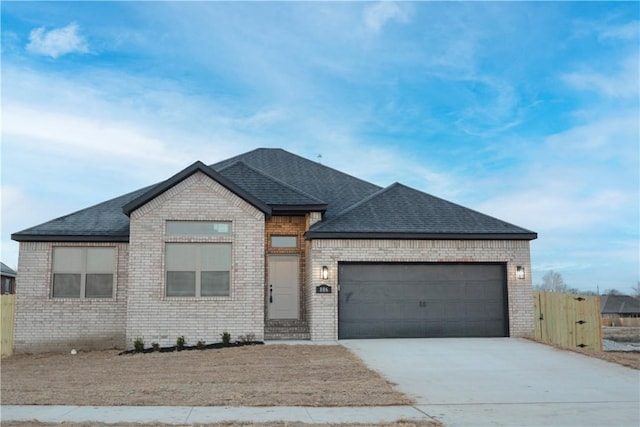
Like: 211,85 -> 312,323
1,405 -> 434,425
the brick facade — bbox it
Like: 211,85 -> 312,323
126,172 -> 265,348
307,239 -> 534,340
264,216 -> 307,320
13,241 -> 129,353
13,181 -> 535,352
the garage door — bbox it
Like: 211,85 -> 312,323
338,263 -> 508,339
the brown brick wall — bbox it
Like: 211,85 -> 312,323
265,215 -> 307,320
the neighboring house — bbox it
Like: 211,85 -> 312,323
601,295 -> 640,320
12,148 -> 537,353
1,262 -> 17,294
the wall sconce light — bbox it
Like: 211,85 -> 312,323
321,266 -> 329,280
516,266 -> 525,280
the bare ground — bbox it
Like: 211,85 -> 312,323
580,350 -> 640,369
602,326 -> 640,343
0,345 -> 412,407
532,327 -> 640,370
585,326 -> 640,369
3,421 -> 442,427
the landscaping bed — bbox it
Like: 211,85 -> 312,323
1,345 -> 412,407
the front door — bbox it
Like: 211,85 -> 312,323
268,255 -> 299,319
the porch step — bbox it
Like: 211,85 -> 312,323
264,320 -> 310,340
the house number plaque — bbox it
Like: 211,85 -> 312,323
316,284 -> 332,294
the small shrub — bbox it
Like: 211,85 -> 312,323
239,333 -> 256,343
151,342 -> 160,352
197,339 -> 206,350
133,337 -> 145,352
221,331 -> 231,345
176,335 -> 186,350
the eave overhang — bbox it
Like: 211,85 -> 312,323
271,204 -> 328,215
11,234 -> 130,243
304,231 -> 538,241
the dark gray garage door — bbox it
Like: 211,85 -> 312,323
338,263 -> 508,339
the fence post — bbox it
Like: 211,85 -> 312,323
1,294 -> 16,357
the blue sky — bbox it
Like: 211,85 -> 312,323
1,1 -> 638,294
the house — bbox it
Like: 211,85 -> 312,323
601,295 -> 640,326
1,262 -> 17,295
11,148 -> 537,353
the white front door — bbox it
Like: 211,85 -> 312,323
268,255 -> 299,319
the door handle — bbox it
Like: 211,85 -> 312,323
269,284 -> 273,303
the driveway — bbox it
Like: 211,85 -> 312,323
341,338 -> 640,427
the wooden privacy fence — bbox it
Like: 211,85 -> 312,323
534,291 -> 602,351
1,294 -> 16,357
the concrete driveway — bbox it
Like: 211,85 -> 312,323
341,338 -> 640,427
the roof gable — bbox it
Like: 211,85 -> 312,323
122,161 -> 271,217
211,148 -> 381,219
306,182 -> 537,240
217,161 -> 327,213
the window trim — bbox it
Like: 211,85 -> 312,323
165,242 -> 232,299
166,220 -> 232,236
271,235 -> 298,248
51,247 -> 117,300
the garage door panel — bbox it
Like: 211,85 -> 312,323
464,281 -> 501,299
339,301 -> 386,320
466,320 -> 505,336
338,263 -> 507,339
466,301 -> 504,320
385,302 -> 424,319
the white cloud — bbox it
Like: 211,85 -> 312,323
3,104 -> 187,172
562,53 -> 639,99
1,185 -> 71,269
363,2 -> 410,33
26,22 -> 89,58
598,20 -> 639,41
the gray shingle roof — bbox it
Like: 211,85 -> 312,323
600,295 -> 640,315
11,148 -> 537,242
1,262 -> 17,277
211,148 -> 381,219
122,161 -> 272,216
11,186 -> 153,242
306,183 -> 537,239
218,161 -> 327,212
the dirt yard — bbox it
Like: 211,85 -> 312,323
602,326 -> 640,343
3,422 -> 442,427
592,326 -> 640,369
1,345 -> 412,407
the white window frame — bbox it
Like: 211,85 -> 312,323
51,247 -> 116,299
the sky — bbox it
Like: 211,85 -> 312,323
1,1 -> 638,294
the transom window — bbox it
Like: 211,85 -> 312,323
52,247 -> 115,298
166,243 -> 231,297
166,221 -> 231,236
271,235 -> 297,248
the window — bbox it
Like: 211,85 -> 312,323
166,221 -> 231,236
271,235 -> 297,248
52,247 -> 115,298
166,243 -> 231,297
